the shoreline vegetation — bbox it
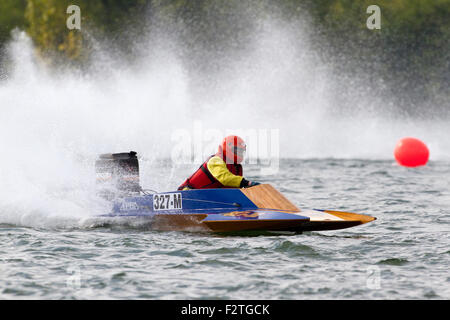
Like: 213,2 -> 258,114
0,0 -> 448,116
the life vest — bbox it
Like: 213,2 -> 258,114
177,155 -> 243,190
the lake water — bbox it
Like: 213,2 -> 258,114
1,159 -> 448,299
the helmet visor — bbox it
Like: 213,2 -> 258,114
233,146 -> 246,158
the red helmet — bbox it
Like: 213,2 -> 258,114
218,135 -> 246,164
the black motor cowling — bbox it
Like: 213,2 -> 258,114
95,151 -> 141,199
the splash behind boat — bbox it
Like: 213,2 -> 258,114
95,151 -> 376,233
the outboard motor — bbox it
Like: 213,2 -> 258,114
95,151 -> 141,200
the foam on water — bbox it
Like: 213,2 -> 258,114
0,10 -> 448,228
0,30 -> 191,227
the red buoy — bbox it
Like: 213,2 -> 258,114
394,137 -> 429,167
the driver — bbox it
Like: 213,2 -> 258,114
178,135 -> 260,190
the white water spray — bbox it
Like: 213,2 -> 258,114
0,13 -> 448,228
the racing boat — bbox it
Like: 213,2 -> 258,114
95,152 -> 376,233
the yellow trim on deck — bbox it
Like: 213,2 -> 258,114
323,210 -> 376,224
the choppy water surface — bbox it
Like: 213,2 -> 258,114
1,159 -> 449,299
1,3 -> 449,301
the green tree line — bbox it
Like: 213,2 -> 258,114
0,0 -> 448,112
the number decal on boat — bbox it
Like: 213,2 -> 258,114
153,193 -> 182,211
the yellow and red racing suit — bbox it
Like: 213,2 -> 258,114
177,154 -> 246,190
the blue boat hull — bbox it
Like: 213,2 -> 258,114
98,184 -> 376,233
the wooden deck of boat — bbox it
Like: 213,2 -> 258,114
241,184 -> 300,212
